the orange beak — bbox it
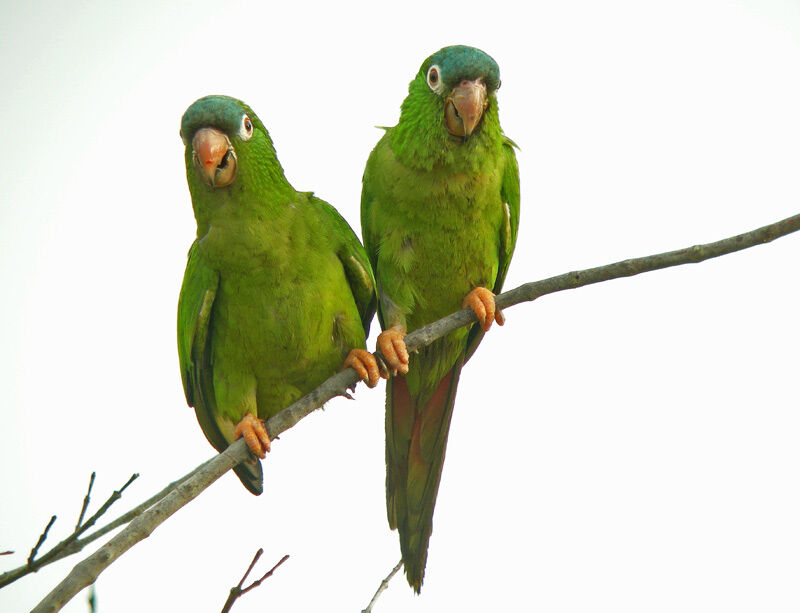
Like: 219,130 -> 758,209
444,79 -> 488,137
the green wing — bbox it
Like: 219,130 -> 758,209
360,155 -> 379,275
177,241 -> 262,494
465,137 -> 520,361
494,136 -> 521,295
360,134 -> 389,331
309,194 -> 377,335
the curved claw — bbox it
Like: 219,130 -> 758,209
376,326 -> 409,375
462,287 -> 505,332
343,348 -> 383,388
234,413 -> 271,459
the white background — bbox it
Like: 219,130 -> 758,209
1,1 -> 799,611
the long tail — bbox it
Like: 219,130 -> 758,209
385,354 -> 465,592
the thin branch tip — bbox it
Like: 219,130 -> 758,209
27,515 -> 57,566
220,551 -> 289,612
75,473 -> 96,531
362,560 -> 403,613
2,471 -> 144,590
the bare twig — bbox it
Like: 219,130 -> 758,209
64,466 -> 201,556
75,473 -> 96,532
28,516 -> 56,566
30,212 -> 800,613
220,551 -> 290,613
0,552 -> 13,556
362,560 -> 403,613
1,466 -> 205,589
71,474 -> 138,541
220,546 -> 263,611
0,474 -> 138,589
240,554 -> 289,596
235,549 -> 264,589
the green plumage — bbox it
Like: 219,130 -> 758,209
178,95 -> 375,494
361,46 -> 520,590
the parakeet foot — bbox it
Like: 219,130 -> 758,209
377,326 -> 409,375
234,413 -> 271,459
343,348 -> 383,388
462,287 -> 505,332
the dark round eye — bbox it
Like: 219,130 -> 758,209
240,115 -> 254,140
427,65 -> 442,91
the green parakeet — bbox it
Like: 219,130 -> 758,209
178,95 -> 381,495
361,46 -> 520,590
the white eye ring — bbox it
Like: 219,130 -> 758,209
426,64 -> 444,93
239,114 -> 254,140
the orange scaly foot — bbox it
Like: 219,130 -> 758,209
343,348 -> 383,388
234,413 -> 271,459
377,326 -> 409,375
462,286 -> 505,332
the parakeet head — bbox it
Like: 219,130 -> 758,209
391,45 -> 505,170
180,95 -> 280,190
418,45 -> 501,138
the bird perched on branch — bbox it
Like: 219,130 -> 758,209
178,95 -> 381,494
361,45 -> 520,591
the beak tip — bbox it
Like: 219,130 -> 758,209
191,127 -> 236,187
444,79 -> 488,138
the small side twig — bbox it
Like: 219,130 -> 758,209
28,516 -> 57,566
72,474 -> 138,541
75,473 -> 96,532
65,465 -> 202,556
220,550 -> 290,613
1,473 -> 138,589
0,552 -> 13,556
362,560 -> 403,613
0,466 -> 204,590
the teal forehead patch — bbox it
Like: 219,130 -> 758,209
180,95 -> 248,141
421,45 -> 501,91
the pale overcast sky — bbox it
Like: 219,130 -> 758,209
1,1 -> 799,611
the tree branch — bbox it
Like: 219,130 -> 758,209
0,471 -> 216,589
74,473 -> 96,533
27,516 -> 57,567
362,560 -> 403,613
31,212 -> 800,612
220,550 -> 290,613
0,474 -> 138,590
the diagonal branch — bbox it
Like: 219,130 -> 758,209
31,212 -> 800,613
